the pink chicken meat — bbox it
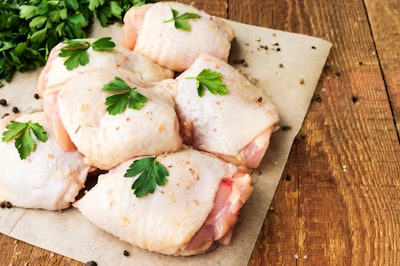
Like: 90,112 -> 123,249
74,148 -> 252,256
122,2 -> 235,72
0,112 -> 90,210
174,54 -> 280,169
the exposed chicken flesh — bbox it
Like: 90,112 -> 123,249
0,112 -> 90,210
55,70 -> 182,170
122,2 -> 235,72
74,148 -> 252,256
174,54 -> 280,168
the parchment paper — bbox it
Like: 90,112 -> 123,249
0,19 -> 331,265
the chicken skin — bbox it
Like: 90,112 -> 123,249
38,40 -> 174,152
38,39 -> 174,96
54,70 -> 182,170
122,2 -> 235,72
74,148 -> 252,256
0,112 -> 90,210
174,54 -> 280,168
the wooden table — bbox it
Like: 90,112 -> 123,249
1,0 -> 400,265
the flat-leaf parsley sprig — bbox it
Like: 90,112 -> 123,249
124,156 -> 169,198
102,77 -> 148,115
164,8 -> 201,31
59,37 -> 115,70
186,69 -> 229,97
2,120 -> 48,160
88,0 -> 154,27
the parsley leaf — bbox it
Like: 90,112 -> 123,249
90,0 -> 153,27
102,77 -> 148,115
91,36 -> 116,51
2,120 -> 48,160
164,8 -> 201,31
59,37 -> 115,70
59,40 -> 90,70
186,69 -> 229,97
124,156 -> 169,198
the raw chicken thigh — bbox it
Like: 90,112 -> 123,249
174,54 -> 280,168
55,70 -> 182,170
38,39 -> 174,95
38,40 -> 174,151
0,112 -> 90,210
122,2 -> 235,72
74,148 -> 252,256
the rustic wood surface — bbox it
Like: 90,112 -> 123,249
1,0 -> 400,265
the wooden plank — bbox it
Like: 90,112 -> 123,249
0,234 -> 82,266
176,0 -> 228,17
229,0 -> 400,265
294,0 -> 400,263
363,0 -> 400,136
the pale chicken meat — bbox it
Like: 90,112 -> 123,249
38,40 -> 174,151
174,54 -> 280,168
54,70 -> 182,170
121,2 -> 235,72
0,112 -> 90,210
74,148 -> 252,256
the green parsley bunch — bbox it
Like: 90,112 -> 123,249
0,0 -> 153,87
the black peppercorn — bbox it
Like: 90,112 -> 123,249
0,201 -> 13,208
12,107 -> 19,113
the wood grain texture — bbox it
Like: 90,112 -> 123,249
0,234 -> 82,265
178,0 -> 228,17
243,0 -> 400,265
363,0 -> 400,136
1,0 -> 400,265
